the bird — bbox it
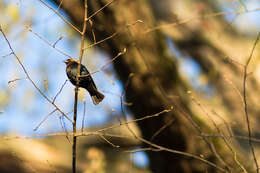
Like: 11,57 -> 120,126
64,58 -> 105,105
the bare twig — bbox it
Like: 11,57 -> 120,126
119,73 -> 139,138
86,0 -> 115,23
124,145 -> 224,171
137,136 -> 226,172
211,110 -> 234,141
98,134 -> 120,148
125,147 -> 162,153
83,32 -> 118,50
119,73 -> 170,145
83,19 -> 144,51
215,78 -> 249,172
150,118 -> 175,141
201,133 -> 260,143
37,0 -> 81,33
177,99 -> 231,171
0,26 -> 73,123
89,20 -> 96,44
223,75 -> 244,106
1,52 -> 13,58
96,109 -> 173,133
26,26 -> 73,59
72,1 -> 88,172
59,115 -> 71,144
53,36 -> 64,48
56,0 -> 64,12
144,8 -> 260,34
112,109 -> 123,125
79,48 -> 126,78
81,101 -> 86,133
3,130 -> 260,143
33,109 -> 57,131
189,92 -> 246,172
8,77 -> 27,84
52,79 -> 68,103
243,32 -> 260,173
224,56 -> 244,68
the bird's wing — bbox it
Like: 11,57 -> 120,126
80,64 -> 90,75
80,64 -> 97,89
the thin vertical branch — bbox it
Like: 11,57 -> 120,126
81,101 -> 86,133
243,32 -> 260,173
72,0 -> 88,173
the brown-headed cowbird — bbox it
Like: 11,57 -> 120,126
64,58 -> 105,105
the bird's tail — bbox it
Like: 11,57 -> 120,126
91,90 -> 105,105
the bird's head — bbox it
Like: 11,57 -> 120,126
64,58 -> 77,65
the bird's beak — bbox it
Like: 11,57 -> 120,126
63,59 -> 68,64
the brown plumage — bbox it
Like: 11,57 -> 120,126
64,58 -> 105,105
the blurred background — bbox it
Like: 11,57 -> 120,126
0,0 -> 260,172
